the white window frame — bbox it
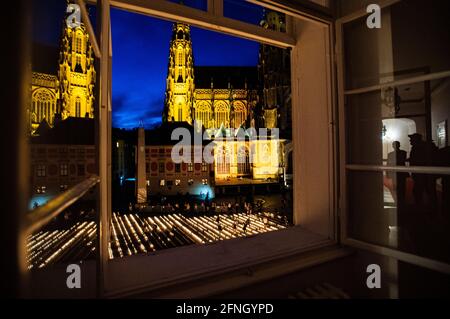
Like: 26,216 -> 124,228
335,0 -> 450,275
88,0 -> 338,297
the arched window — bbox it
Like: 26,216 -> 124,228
75,97 -> 81,117
178,50 -> 183,66
195,102 -> 211,128
232,101 -> 246,128
215,102 -> 229,128
33,89 -> 55,124
177,106 -> 183,122
217,145 -> 230,175
75,34 -> 82,53
237,146 -> 250,175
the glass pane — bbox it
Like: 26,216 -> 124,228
224,0 -> 287,33
166,0 -> 207,11
343,0 -> 450,90
28,0 -> 99,297
110,9 -> 293,258
346,77 -> 450,165
348,169 -> 450,264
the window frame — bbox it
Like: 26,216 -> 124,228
86,0 -> 338,297
335,0 -> 450,275
36,164 -> 46,177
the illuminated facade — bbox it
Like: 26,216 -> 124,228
163,23 -> 259,131
213,138 -> 283,181
163,23 -> 195,124
29,118 -> 96,209
162,19 -> 289,183
30,4 -> 96,134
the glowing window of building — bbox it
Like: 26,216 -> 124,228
75,97 -> 81,117
202,179 -> 208,185
233,102 -> 246,128
60,163 -> 68,176
178,107 -> 183,121
187,162 -> 194,172
177,49 -> 183,66
215,102 -> 229,127
175,179 -> 181,186
195,102 -> 211,128
188,179 -> 194,186
36,165 -> 46,177
237,146 -> 250,175
217,146 -> 230,175
160,179 -> 165,187
202,162 -> 208,172
75,34 -> 82,53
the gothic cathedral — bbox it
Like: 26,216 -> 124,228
30,4 -> 96,135
163,23 -> 259,132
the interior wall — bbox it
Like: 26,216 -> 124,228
291,18 -> 334,238
431,79 -> 450,146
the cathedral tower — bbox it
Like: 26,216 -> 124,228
30,3 -> 96,135
163,23 -> 195,124
57,6 -> 96,121
258,11 -> 291,138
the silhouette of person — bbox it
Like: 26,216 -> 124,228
408,133 -> 438,210
387,141 -> 408,210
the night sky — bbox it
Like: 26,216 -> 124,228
32,0 -> 264,129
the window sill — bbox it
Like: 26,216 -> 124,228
105,226 -> 346,298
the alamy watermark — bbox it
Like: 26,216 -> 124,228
367,4 -> 381,29
66,264 -> 81,289
170,120 -> 280,165
366,264 -> 381,289
66,3 -> 81,29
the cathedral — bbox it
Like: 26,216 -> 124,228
162,23 -> 259,133
29,5 -> 96,135
162,12 -> 292,182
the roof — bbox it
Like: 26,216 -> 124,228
30,117 -> 95,145
194,66 -> 258,89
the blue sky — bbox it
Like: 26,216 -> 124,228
32,0 -> 263,129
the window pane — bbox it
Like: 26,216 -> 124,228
343,0 -> 450,90
346,77 -> 450,165
224,0 -> 287,33
28,0 -> 99,297
348,169 -> 450,264
110,9 -> 293,257
166,0 -> 207,11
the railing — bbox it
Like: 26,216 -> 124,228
25,176 -> 100,234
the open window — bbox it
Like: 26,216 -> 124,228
336,0 -> 450,275
16,0 -> 337,298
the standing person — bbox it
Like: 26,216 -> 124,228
387,141 -> 408,210
408,134 -> 438,210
